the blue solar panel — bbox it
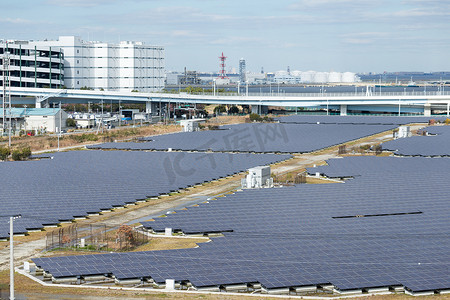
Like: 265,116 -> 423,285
89,123 -> 397,153
34,156 -> 450,293
275,115 -> 447,125
0,150 -> 289,239
382,125 -> 450,156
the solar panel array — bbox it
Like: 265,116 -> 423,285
275,115 -> 447,125
0,150 -> 289,239
34,156 -> 450,293
382,126 -> 450,156
88,123 -> 396,153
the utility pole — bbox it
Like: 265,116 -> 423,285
9,215 -> 20,300
57,102 -> 62,151
2,52 -> 12,147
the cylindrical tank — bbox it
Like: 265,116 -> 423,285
342,72 -> 356,83
328,72 -> 342,83
314,72 -> 328,83
301,71 -> 315,83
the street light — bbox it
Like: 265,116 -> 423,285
237,81 -> 240,95
246,81 -> 249,97
213,79 -> 216,96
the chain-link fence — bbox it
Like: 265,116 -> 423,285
45,224 -> 149,252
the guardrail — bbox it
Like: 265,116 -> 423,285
178,91 -> 450,98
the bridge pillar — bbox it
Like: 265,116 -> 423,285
146,101 -> 158,115
251,105 -> 268,115
424,103 -> 431,117
340,105 -> 348,116
35,97 -> 49,108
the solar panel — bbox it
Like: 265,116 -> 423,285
0,150 -> 290,239
89,123 -> 397,153
275,115 -> 447,125
382,125 -> 450,156
33,156 -> 450,293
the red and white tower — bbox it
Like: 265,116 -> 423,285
218,52 -> 228,79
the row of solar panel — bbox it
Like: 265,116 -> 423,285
382,125 -> 450,156
89,123 -> 397,153
275,115 -> 447,125
0,150 -> 290,239
34,156 -> 450,292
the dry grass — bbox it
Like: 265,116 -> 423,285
0,269 -> 448,300
0,123 -> 181,152
132,237 -> 209,252
205,114 -> 248,125
0,270 -> 250,299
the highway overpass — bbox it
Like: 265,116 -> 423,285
1,86 -> 450,116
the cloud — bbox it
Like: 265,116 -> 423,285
340,32 -> 389,45
44,0 -> 151,7
0,18 -> 33,24
289,0 -> 384,10
392,8 -> 450,17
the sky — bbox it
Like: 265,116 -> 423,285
2,0 -> 450,73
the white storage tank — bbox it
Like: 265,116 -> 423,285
328,72 -> 342,83
314,72 -> 328,83
301,71 -> 315,83
342,72 -> 356,83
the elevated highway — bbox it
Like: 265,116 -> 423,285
1,86 -> 450,116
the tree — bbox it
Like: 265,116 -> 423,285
214,105 -> 227,115
228,105 -> 240,115
66,118 -> 77,127
116,224 -> 136,249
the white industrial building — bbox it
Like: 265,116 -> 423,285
274,70 -> 360,84
0,41 -> 64,88
32,36 -> 165,92
0,108 -> 68,134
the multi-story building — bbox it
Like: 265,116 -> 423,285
33,36 -> 165,92
0,41 -> 64,89
239,58 -> 246,83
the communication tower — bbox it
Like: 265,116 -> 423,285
218,52 -> 228,79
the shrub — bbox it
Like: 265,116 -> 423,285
249,113 -> 262,122
69,133 -> 99,143
0,146 -> 10,161
262,116 -> 273,122
359,144 -> 371,151
11,147 -> 32,161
